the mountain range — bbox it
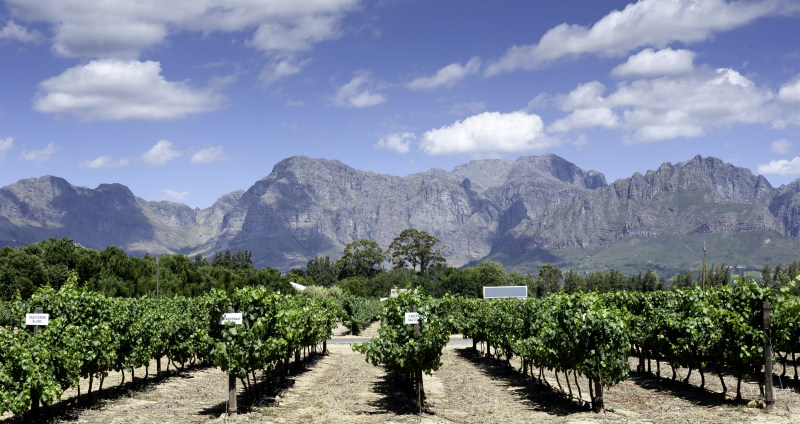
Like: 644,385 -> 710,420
3,154 -> 800,276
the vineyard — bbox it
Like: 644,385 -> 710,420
3,276 -> 800,422
0,274 -> 338,418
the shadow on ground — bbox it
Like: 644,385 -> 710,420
454,347 -> 591,417
198,350 -> 324,417
6,362 -> 208,424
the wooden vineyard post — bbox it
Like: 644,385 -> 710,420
763,301 -> 774,412
593,378 -> 604,413
413,304 -> 422,415
31,306 -> 44,414
227,305 -> 237,416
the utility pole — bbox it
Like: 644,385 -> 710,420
702,242 -> 706,291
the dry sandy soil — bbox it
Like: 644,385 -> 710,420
4,322 -> 800,423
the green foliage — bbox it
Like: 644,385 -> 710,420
457,293 -> 630,401
205,287 -> 338,381
536,264 -> 562,297
387,228 -> 446,275
342,296 -> 382,335
353,288 -> 455,379
211,250 -> 253,270
336,239 -> 384,279
336,276 -> 372,298
305,255 -> 337,287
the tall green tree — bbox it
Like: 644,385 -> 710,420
536,264 -> 562,297
387,228 -> 446,275
306,255 -> 337,287
336,239 -> 384,279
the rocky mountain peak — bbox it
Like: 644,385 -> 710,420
3,154 -> 800,274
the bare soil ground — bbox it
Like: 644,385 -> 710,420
4,332 -> 800,423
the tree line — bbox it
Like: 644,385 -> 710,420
0,238 -> 290,300
2,230 -> 799,301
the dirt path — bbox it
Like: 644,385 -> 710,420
4,339 -> 800,423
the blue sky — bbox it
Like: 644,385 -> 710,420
2,0 -> 800,208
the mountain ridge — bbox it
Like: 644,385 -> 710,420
3,154 -> 800,275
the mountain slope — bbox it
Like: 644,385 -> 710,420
2,154 -> 800,274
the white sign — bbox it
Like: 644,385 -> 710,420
404,312 -> 419,325
483,286 -> 528,299
26,313 -> 49,326
220,313 -> 243,325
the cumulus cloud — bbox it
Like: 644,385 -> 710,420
611,48 -> 695,78
551,68 -> 777,142
407,57 -> 481,90
141,140 -> 181,166
0,137 -> 13,160
33,60 -> 224,121
420,111 -> 553,155
485,0 -> 796,75
5,0 -> 359,58
190,146 -> 227,164
779,75 -> 800,104
20,142 -> 59,164
757,157 -> 800,175
0,21 -> 43,44
557,81 -> 607,110
79,155 -> 131,168
333,70 -> 387,108
375,132 -> 415,154
248,14 -> 342,53
548,108 -> 620,133
772,139 -> 792,154
260,57 -> 311,86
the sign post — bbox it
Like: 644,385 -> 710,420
225,306 -> 238,416
28,307 -> 48,414
412,304 -> 422,414
763,301 -> 774,412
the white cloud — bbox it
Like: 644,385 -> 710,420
79,155 -> 131,168
757,157 -> 800,175
5,0 -> 359,58
779,75 -> 800,104
771,139 -> 792,154
33,60 -> 224,121
158,189 -> 190,202
407,57 -> 481,90
552,68 -> 777,143
248,14 -> 341,53
191,146 -> 227,164
485,0 -> 796,75
333,70 -> 387,108
611,48 -> 695,78
420,111 -> 553,155
0,21 -> 43,44
557,81 -> 607,110
0,137 -> 13,161
376,132 -> 415,154
20,142 -> 59,164
260,57 -> 311,85
548,108 -> 620,133
141,140 -> 181,166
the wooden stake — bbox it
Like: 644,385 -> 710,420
31,306 -> 43,414
227,306 -> 237,416
593,378 -> 604,413
763,301 -> 774,412
413,304 -> 422,414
